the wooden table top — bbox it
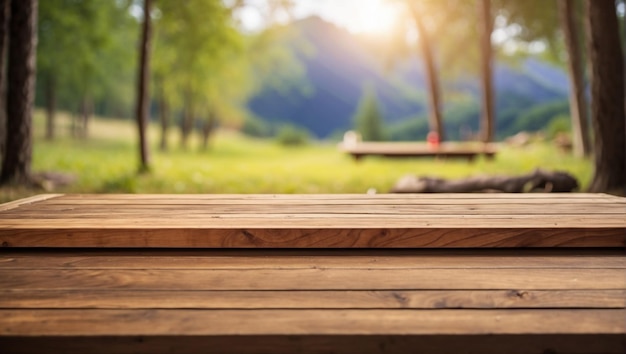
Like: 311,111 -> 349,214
1,194 -> 624,353
1,248 -> 624,354
0,193 -> 624,248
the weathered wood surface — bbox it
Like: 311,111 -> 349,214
2,268 -> 624,290
0,195 -> 624,353
0,194 -> 624,247
1,309 -> 623,336
339,142 -> 497,161
0,248 -> 624,353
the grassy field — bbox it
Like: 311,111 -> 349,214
0,111 -> 593,202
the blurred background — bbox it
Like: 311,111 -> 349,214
0,0 -> 624,201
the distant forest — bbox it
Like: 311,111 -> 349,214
248,17 -> 572,141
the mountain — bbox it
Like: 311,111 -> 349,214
247,16 -> 570,139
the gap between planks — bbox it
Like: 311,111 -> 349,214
1,227 -> 623,247
0,309 -> 623,335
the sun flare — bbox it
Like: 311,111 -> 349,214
347,0 -> 400,35
315,0 -> 401,36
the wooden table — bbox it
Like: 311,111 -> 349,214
0,193 -> 624,354
339,142 -> 498,161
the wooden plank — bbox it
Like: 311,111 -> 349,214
0,309 -> 622,335
2,249 -> 623,269
1,268 -> 623,290
37,198 -> 626,206
2,214 -> 625,227
33,193 -> 626,204
2,334 -> 624,354
1,227 -> 623,247
51,192 -> 619,198
1,289 -> 623,309
10,202 -> 626,215
1,194 -> 623,247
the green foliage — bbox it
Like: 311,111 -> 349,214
494,0 -> 567,65
513,100 -> 570,133
37,0 -> 138,117
388,117 -> 429,141
150,0 -> 306,146
546,114 -> 571,138
353,87 -> 386,141
153,0 -> 249,127
276,125 -> 310,146
241,116 -> 274,138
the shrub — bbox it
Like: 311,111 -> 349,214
546,114 -> 571,139
241,117 -> 272,138
276,125 -> 310,146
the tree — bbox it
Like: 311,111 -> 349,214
1,0 -> 37,185
136,0 -> 151,172
558,0 -> 591,157
37,0 -> 138,139
152,0 -> 300,151
407,1 -> 445,141
586,0 -> 625,193
479,0 -> 495,143
353,86 -> 386,141
0,0 -> 9,160
152,0 -> 247,150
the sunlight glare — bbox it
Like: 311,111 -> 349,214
290,0 -> 401,36
345,0 -> 400,36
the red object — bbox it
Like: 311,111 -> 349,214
427,131 -> 440,148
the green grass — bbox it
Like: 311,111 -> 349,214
0,110 -> 593,202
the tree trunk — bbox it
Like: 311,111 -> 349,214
586,0 -> 626,193
79,96 -> 92,139
180,93 -> 194,149
409,4 -> 444,142
479,0 -> 495,144
158,90 -> 169,151
0,0 -> 10,165
558,0 -> 591,158
44,74 -> 56,140
622,0 -> 626,117
135,0 -> 151,173
1,0 -> 37,185
200,112 -> 217,151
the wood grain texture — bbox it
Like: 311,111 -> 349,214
1,268 -> 623,290
1,289 -> 623,309
0,194 -> 624,349
0,227 -> 624,248
0,246 -> 623,348
0,269 -> 626,290
1,194 -> 624,248
0,309 -> 623,335
2,249 -> 623,269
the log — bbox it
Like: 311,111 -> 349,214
391,169 -> 579,193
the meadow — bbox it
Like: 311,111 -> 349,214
0,111 -> 593,203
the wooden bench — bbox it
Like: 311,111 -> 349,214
338,142 -> 498,161
0,193 -> 624,354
